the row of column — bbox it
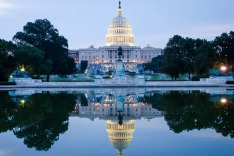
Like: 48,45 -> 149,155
107,123 -> 134,130
107,50 -> 133,58
107,37 -> 134,43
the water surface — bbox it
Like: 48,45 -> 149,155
0,88 -> 234,156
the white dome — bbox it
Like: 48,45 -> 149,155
106,120 -> 135,156
106,2 -> 134,47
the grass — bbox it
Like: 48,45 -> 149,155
49,74 -> 95,82
145,74 -> 191,81
145,74 -> 172,81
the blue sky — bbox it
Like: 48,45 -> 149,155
0,0 -> 234,49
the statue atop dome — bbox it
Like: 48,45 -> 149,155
105,0 -> 135,46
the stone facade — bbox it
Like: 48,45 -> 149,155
69,2 -> 162,65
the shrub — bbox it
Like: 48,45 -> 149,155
192,74 -> 209,81
0,82 -> 16,85
226,81 -> 234,84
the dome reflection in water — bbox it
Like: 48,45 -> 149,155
0,89 -> 234,155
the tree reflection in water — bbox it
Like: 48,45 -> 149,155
0,90 -> 234,152
0,92 -> 77,151
144,91 -> 234,138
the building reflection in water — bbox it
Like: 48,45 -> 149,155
72,90 -> 163,156
4,89 -> 234,153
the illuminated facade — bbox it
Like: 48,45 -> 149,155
71,89 -> 162,156
69,1 -> 162,65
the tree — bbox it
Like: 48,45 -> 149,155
163,35 -> 185,80
162,35 -> 216,80
0,92 -> 18,133
193,39 -> 216,75
34,59 -> 53,79
214,31 -> 234,74
14,45 -> 44,73
13,93 -> 77,151
143,55 -> 164,73
0,92 -> 77,151
67,57 -> 77,75
13,19 -> 76,81
80,60 -> 88,74
144,91 -> 234,138
0,39 -> 17,81
79,94 -> 88,106
182,38 -> 215,79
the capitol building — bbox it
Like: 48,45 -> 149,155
69,1 -> 162,70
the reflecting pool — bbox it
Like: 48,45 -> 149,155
0,88 -> 234,156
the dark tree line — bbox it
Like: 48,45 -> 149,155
144,31 -> 234,80
0,19 -> 76,82
0,92 -> 77,151
0,40 -> 17,81
144,91 -> 234,138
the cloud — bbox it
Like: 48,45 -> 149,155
0,0 -> 14,16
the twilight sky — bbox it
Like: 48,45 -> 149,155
0,0 -> 234,49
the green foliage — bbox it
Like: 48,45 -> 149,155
14,45 -> 44,73
163,35 -> 185,80
154,35 -> 216,80
50,74 -> 94,82
214,31 -> 234,72
0,82 -> 16,85
80,60 -> 88,74
226,81 -> 234,84
67,57 -> 77,74
35,59 -> 53,77
144,91 -> 234,138
143,55 -> 164,73
0,92 -> 18,133
79,94 -> 88,106
13,19 -> 76,80
0,39 -> 17,81
0,92 -> 77,151
192,74 -> 210,81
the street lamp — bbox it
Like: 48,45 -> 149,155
20,99 -> 25,107
220,66 -> 227,72
220,98 -> 228,104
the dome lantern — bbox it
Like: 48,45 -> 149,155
106,1 -> 135,47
